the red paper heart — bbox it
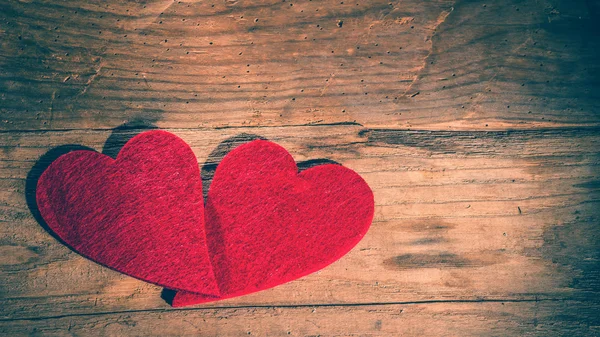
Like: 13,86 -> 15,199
172,140 -> 374,306
36,131 -> 220,296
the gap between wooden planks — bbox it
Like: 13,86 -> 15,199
1,300 -> 599,336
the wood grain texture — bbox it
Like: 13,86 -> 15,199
1,0 -> 599,335
1,0 -> 598,130
2,301 -> 599,336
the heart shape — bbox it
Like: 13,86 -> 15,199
171,140 -> 374,306
36,131 -> 220,296
36,131 -> 374,305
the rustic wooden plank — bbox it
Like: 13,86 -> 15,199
1,300 -> 599,336
1,125 -> 598,324
1,0 -> 598,131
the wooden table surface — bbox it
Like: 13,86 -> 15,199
1,0 -> 599,335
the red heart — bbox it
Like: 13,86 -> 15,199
37,131 -> 373,305
172,140 -> 374,306
36,131 -> 220,296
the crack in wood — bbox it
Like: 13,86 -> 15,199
0,297 -> 571,322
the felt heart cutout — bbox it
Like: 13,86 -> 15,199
36,131 -> 220,296
171,140 -> 374,307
